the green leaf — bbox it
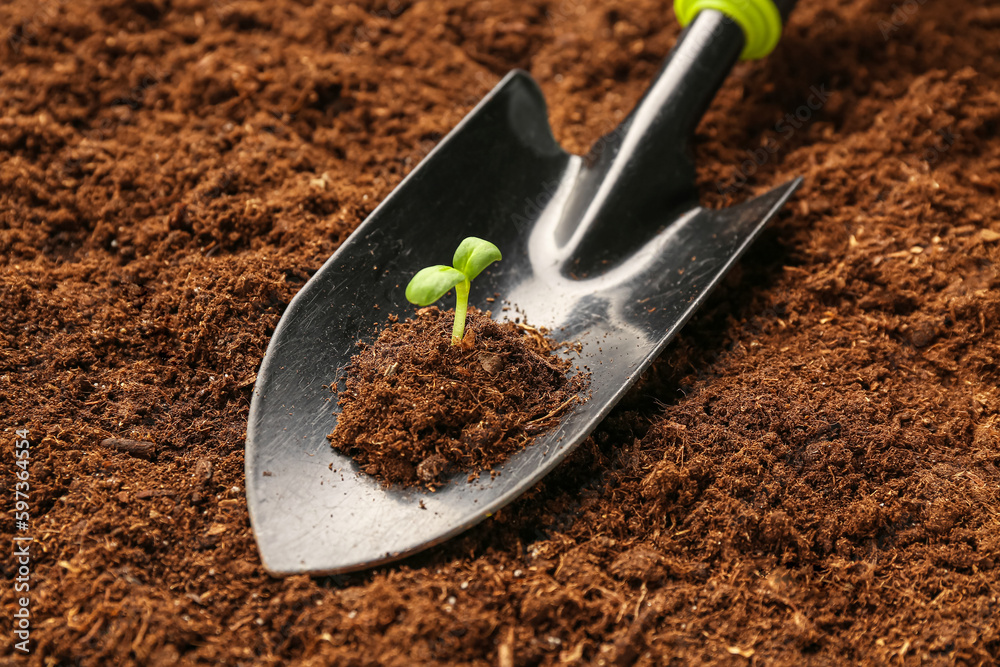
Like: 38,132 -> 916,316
452,237 -> 502,281
405,265 -> 467,306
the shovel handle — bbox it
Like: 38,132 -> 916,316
579,0 -> 798,217
674,0 -> 797,60
624,0 -> 796,146
636,0 -> 799,139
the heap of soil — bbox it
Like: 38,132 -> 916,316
2,0 -> 1000,664
329,307 -> 588,489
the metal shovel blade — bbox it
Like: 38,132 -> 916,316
247,13 -> 801,576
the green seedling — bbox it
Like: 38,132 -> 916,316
405,237 -> 502,345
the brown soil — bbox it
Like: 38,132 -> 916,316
328,306 -> 587,489
1,0 -> 999,665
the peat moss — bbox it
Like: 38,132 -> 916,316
328,307 -> 589,489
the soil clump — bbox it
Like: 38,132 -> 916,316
329,306 -> 588,489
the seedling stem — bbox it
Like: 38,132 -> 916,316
452,279 -> 471,344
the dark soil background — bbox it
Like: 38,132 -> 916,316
1,0 -> 998,664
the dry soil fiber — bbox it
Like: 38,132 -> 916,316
1,0 -> 999,665
328,306 -> 587,489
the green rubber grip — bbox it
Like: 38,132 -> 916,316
674,0 -> 784,60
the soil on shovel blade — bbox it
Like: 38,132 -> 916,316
2,0 -> 1000,664
328,306 -> 588,489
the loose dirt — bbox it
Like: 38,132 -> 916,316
1,0 -> 998,665
329,306 -> 588,489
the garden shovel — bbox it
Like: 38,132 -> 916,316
247,0 -> 801,575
